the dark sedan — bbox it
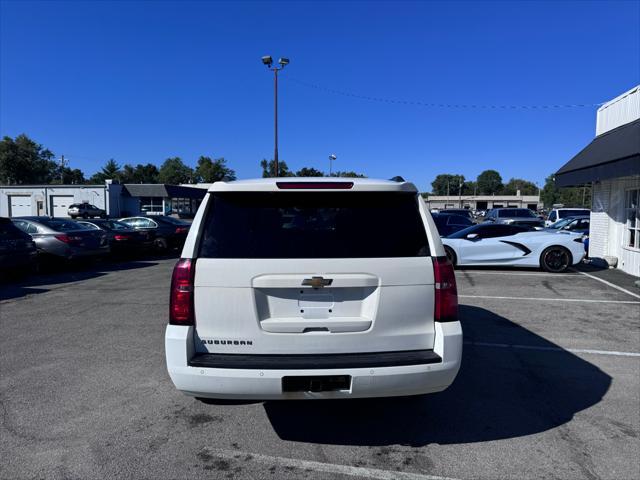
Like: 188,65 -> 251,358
118,216 -> 190,251
0,217 -> 38,277
77,219 -> 154,254
432,213 -> 474,237
12,217 -> 109,260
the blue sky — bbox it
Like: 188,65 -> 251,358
1,0 -> 638,191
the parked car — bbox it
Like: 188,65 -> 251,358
68,203 -> 106,219
484,208 -> 544,228
545,215 -> 590,235
440,208 -> 475,222
77,219 -> 154,254
166,177 -> 462,401
118,216 -> 190,251
432,212 -> 474,237
12,217 -> 109,260
441,223 -> 586,272
0,217 -> 37,276
545,208 -> 590,227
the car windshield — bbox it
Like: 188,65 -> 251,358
199,192 -> 430,258
446,224 -> 482,239
498,209 -> 535,218
0,219 -> 25,239
39,219 -> 93,231
548,218 -> 574,229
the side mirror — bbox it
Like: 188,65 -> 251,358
466,233 -> 479,240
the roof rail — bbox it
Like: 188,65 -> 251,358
389,176 -> 405,182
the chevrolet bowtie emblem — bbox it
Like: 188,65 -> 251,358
302,276 -> 333,288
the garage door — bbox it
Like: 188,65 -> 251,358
50,195 -> 74,218
9,196 -> 32,217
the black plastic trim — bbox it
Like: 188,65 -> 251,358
188,349 -> 442,370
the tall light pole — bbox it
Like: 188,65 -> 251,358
329,154 -> 337,176
262,55 -> 289,177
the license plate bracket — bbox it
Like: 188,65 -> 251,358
282,375 -> 351,393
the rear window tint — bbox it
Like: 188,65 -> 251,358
198,192 -> 430,258
559,209 -> 589,218
498,209 -> 535,218
40,220 -> 92,231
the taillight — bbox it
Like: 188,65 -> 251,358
175,227 -> 188,234
113,234 -> 131,241
55,234 -> 71,243
276,181 -> 354,189
433,256 -> 458,322
170,258 -> 195,325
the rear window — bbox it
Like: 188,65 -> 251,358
559,209 -> 589,218
40,219 -> 93,231
198,192 -> 430,258
498,209 -> 535,218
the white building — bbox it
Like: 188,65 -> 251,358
556,85 -> 640,277
424,192 -> 541,211
0,184 -> 114,217
0,182 -> 205,219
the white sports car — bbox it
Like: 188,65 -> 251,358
441,223 -> 586,273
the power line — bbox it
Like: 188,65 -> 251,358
286,77 -> 604,110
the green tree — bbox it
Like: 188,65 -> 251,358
329,171 -> 367,178
462,180 -> 477,195
476,169 -> 503,195
54,168 -> 86,185
0,134 -> 57,184
541,174 -> 591,208
89,159 -> 121,184
195,156 -> 236,182
296,167 -> 325,177
431,174 -> 466,195
158,157 -> 194,184
260,159 -> 293,177
120,163 -> 160,183
502,178 -> 538,195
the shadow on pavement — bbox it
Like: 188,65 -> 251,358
264,305 -> 611,446
0,256 -> 165,301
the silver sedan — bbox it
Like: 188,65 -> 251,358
12,217 -> 109,260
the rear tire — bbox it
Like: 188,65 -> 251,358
154,237 -> 168,252
540,246 -> 572,273
444,246 -> 457,266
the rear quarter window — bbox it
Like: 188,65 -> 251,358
198,192 -> 430,258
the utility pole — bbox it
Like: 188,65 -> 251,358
261,56 -> 289,177
60,155 -> 66,183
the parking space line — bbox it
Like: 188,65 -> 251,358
465,341 -> 640,358
460,295 -> 640,304
457,271 -> 579,277
205,448 -> 461,480
570,268 -> 640,300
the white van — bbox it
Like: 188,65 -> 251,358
545,208 -> 590,227
165,178 -> 462,400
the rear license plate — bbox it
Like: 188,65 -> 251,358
282,375 -> 351,393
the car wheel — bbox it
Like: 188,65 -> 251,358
540,246 -> 572,273
154,237 -> 168,252
82,213 -> 89,219
100,213 -> 106,218
444,246 -> 457,266
70,215 -> 76,219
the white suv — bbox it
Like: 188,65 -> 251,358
165,178 -> 462,400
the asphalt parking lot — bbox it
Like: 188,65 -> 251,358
1,259 -> 638,480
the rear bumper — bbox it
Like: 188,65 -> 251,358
165,322 -> 463,400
